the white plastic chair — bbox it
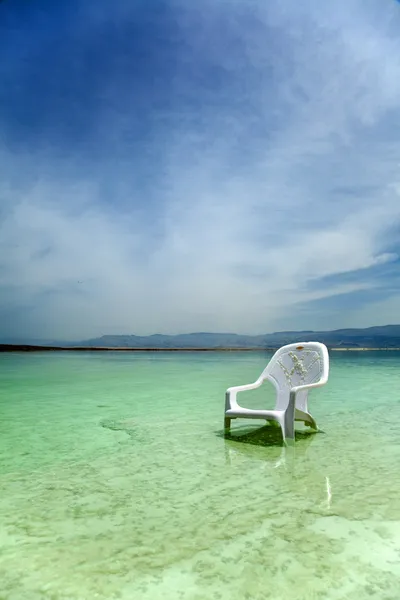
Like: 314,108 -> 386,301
224,342 -> 329,445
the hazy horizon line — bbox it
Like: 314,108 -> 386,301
1,322 -> 400,344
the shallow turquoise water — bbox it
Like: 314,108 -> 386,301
1,351 -> 400,599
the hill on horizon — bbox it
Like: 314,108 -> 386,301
71,324 -> 400,349
3,325 -> 400,349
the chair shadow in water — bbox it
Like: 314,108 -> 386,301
219,424 -> 318,471
219,423 -> 317,446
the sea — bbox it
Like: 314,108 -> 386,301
0,350 -> 399,600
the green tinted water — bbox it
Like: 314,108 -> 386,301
0,351 -> 399,599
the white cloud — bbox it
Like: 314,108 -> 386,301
1,0 -> 400,339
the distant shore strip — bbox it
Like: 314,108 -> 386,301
1,345 -> 400,353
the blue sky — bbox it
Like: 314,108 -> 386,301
1,0 -> 400,340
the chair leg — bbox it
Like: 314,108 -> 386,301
283,401 -> 295,446
224,417 -> 231,431
280,421 -> 295,447
284,425 -> 295,446
303,413 -> 318,430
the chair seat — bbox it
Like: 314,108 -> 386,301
225,408 -> 282,420
226,407 -> 314,423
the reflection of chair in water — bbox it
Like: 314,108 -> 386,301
224,425 -> 333,508
224,342 -> 329,445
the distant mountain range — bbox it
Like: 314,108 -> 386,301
69,325 -> 400,348
3,325 -> 400,350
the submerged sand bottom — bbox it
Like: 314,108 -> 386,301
0,351 -> 399,599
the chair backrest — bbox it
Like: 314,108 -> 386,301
260,342 -> 329,410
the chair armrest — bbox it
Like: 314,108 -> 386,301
226,379 -> 263,394
225,379 -> 263,411
292,377 -> 328,393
